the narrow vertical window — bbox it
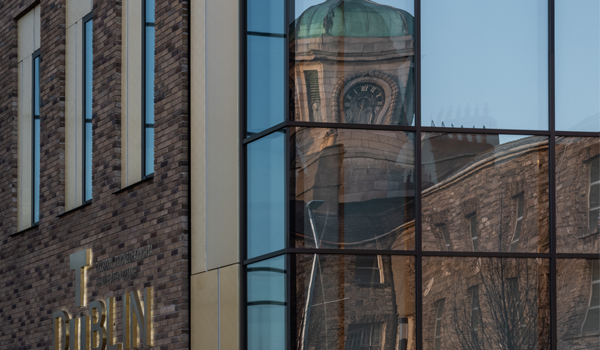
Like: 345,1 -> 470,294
143,0 -> 155,176
438,224 -> 452,251
303,70 -> 321,122
355,255 -> 384,284
589,158 -> 599,233
83,15 -> 93,202
582,260 -> 600,333
468,285 -> 480,345
433,299 -> 446,350
510,195 -> 525,252
33,52 -> 41,224
469,215 -> 478,251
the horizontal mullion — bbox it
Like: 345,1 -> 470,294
554,131 -> 600,138
243,121 -> 287,144
422,251 -> 552,258
243,249 -> 287,265
287,121 -> 417,132
556,253 -> 600,259
421,126 -> 551,136
247,31 -> 286,38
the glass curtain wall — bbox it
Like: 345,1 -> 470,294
83,15 -> 93,202
244,0 -> 600,349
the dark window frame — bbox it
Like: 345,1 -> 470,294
82,12 -> 93,203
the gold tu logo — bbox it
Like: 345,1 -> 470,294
53,250 -> 153,350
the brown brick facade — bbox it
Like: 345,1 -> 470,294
0,1 -> 190,349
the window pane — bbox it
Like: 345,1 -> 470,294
248,0 -> 284,34
144,127 -> 154,175
145,26 -> 155,125
247,132 -> 285,259
85,122 -> 93,200
424,257 -> 550,349
292,128 -> 415,250
34,56 -> 40,116
555,0 -> 600,132
247,256 -> 286,350
145,0 -> 155,23
556,137 -> 600,252
247,35 -> 284,134
291,0 -> 415,126
33,117 -> 40,224
295,255 -> 415,350
422,134 -> 548,252
422,0 -> 548,130
558,259 -> 600,345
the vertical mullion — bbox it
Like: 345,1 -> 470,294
240,1 -> 248,349
414,0 -> 422,349
548,0 -> 557,348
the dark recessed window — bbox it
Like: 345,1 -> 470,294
433,299 -> 446,350
510,195 -> 525,252
589,158 -> 599,232
469,215 -> 478,251
355,255 -> 383,284
582,260 -> 600,333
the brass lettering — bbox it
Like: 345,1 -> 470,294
53,311 -> 70,350
127,288 -> 153,348
70,249 -> 91,307
89,301 -> 107,350
106,297 -> 122,350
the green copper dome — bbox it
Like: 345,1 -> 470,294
295,0 -> 414,39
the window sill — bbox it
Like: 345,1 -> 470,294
9,223 -> 40,237
113,173 -> 154,195
577,229 -> 599,239
56,200 -> 92,218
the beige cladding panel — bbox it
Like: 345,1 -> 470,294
190,0 -> 207,274
18,57 -> 33,230
219,265 -> 240,350
121,0 -> 143,187
66,0 -> 92,28
65,22 -> 85,210
205,0 -> 240,270
34,5 -> 40,51
191,271 -> 219,350
18,10 -> 34,62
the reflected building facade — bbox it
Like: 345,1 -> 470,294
244,0 -> 599,350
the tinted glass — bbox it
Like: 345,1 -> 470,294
422,134 -> 549,252
558,260 -> 600,346
247,256 -> 286,350
85,19 -> 93,201
556,137 -> 600,253
292,128 -> 416,250
423,257 -> 550,349
291,0 -> 415,126
555,0 -> 600,132
247,132 -> 286,258
33,56 -> 40,224
295,254 -> 415,350
422,0 -> 548,130
248,0 -> 284,34
144,4 -> 155,176
247,35 -> 284,134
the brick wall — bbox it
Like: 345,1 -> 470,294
0,1 -> 190,349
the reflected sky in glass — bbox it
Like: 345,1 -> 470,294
247,132 -> 286,258
34,56 -> 40,223
247,36 -> 284,134
422,0 -> 548,130
556,0 -> 599,132
248,0 -> 284,34
85,19 -> 93,201
293,0 -> 414,18
247,256 -> 286,350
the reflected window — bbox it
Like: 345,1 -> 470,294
433,299 -> 445,350
355,255 -> 383,284
469,285 -> 480,345
510,195 -> 525,252
582,260 -> 600,333
469,215 -> 478,251
346,323 -> 384,350
589,158 -> 599,233
436,224 -> 452,251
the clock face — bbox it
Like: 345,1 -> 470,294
343,82 -> 385,124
